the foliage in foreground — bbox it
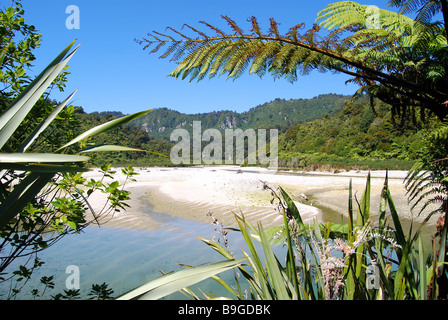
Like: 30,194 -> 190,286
120,173 -> 446,300
0,39 -> 152,298
138,0 -> 448,122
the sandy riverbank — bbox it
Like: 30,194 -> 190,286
82,166 -> 440,233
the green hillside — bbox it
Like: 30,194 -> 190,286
64,94 -> 427,170
131,94 -> 349,140
73,109 -> 174,167
278,97 -> 424,171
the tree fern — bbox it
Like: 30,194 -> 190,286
137,2 -> 448,121
389,0 -> 448,26
405,124 -> 448,218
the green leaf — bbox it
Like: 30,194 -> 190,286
283,210 -> 300,297
57,109 -> 154,151
259,221 -> 291,300
437,209 -> 448,278
199,237 -> 235,260
0,153 -> 90,163
16,90 -> 78,152
77,144 -> 168,159
386,186 -> 406,252
234,214 -> 273,299
348,178 -> 354,240
379,173 -> 388,230
0,41 -> 79,149
279,187 -> 305,229
116,258 -> 245,300
0,163 -> 89,173
358,172 -> 371,226
77,145 -> 144,153
418,236 -> 426,300
0,172 -> 54,228
66,221 -> 77,230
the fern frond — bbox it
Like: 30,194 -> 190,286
249,40 -> 282,75
208,41 -> 235,79
138,11 -> 448,121
269,18 -> 281,38
317,1 -> 368,30
165,27 -> 192,40
182,24 -> 209,39
199,20 -> 228,37
222,15 -> 245,36
248,16 -> 262,37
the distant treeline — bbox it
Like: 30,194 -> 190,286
71,94 -> 428,170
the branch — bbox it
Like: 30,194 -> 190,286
138,16 -> 448,120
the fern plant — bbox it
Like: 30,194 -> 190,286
137,1 -> 448,122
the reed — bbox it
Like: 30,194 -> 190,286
121,172 -> 445,300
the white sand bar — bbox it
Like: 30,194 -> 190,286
81,166 -> 440,232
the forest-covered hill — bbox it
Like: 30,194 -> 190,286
278,97 -> 424,170
130,94 -> 349,140
75,94 -> 427,170
73,109 -> 174,167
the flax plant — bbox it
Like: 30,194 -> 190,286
0,40 -> 155,297
122,173 -> 444,300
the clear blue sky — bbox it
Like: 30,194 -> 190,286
17,0 -> 391,114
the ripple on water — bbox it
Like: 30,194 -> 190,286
0,213 -> 240,300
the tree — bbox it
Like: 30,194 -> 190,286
137,1 -> 448,123
0,0 -> 42,98
0,2 -> 152,298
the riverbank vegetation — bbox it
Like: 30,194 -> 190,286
1,0 -> 448,300
122,175 -> 447,300
126,0 -> 448,300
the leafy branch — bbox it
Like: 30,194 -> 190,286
137,3 -> 448,122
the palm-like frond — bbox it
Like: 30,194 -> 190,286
405,125 -> 448,218
388,0 -> 445,24
137,5 -> 448,121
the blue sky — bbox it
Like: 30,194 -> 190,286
16,0 -> 391,114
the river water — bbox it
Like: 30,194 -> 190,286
0,206 -> 273,300
0,169 -> 437,300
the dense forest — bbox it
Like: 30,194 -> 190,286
130,94 -> 348,139
71,108 -> 173,167
74,94 -> 427,170
278,97 -> 426,170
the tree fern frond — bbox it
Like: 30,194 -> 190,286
199,20 -> 228,37
248,16 -> 262,37
182,24 -> 209,39
196,41 -> 232,80
223,40 -> 259,79
317,1 -> 368,30
286,23 -> 306,42
153,30 -> 177,42
222,15 -> 245,36
271,44 -> 299,72
138,10 -> 448,120
269,18 -> 281,38
165,26 -> 192,40
249,40 -> 282,75
416,1 -> 440,24
208,41 -> 235,79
